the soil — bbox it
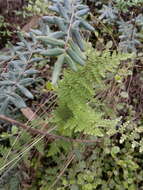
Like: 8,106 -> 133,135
0,0 -> 29,48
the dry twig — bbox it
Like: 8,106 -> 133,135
0,114 -> 100,144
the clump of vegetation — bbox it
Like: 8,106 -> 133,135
1,0 -> 143,190
0,16 -> 12,48
25,0 -> 49,16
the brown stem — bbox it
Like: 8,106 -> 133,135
0,114 -> 100,144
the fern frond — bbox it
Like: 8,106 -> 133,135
54,44 -> 133,136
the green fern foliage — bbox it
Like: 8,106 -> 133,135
54,44 -> 133,137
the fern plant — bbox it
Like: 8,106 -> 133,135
53,44 -> 133,137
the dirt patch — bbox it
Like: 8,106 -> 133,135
0,0 -> 29,48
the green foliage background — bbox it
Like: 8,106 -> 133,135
1,0 -> 143,190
